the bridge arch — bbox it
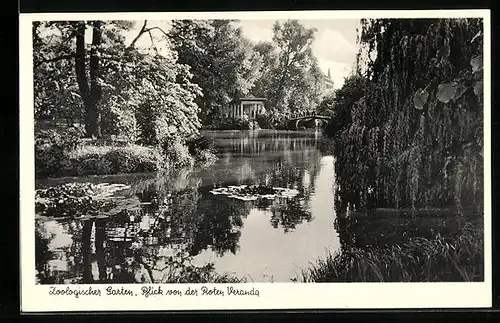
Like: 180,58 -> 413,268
289,114 -> 330,130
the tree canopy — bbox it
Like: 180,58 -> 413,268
34,20 -> 202,143
258,20 -> 321,113
168,19 -> 263,125
34,19 -> 332,135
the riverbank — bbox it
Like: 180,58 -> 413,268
35,128 -> 217,179
300,211 -> 483,282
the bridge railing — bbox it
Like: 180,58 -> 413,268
287,111 -> 322,119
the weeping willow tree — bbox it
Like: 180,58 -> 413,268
332,18 -> 484,214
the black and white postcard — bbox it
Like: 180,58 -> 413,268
19,10 -> 491,312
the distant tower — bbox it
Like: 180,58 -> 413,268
324,68 -> 334,93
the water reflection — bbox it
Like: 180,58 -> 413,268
35,130 -> 338,283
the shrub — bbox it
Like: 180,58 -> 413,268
71,153 -> 113,175
186,136 -> 215,156
160,138 -> 194,169
105,148 -> 158,174
194,149 -> 218,164
254,113 -> 273,129
185,136 -> 218,165
205,118 -> 256,130
68,144 -> 163,176
100,104 -> 137,142
35,127 -> 84,178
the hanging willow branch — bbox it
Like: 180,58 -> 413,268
330,18 -> 484,213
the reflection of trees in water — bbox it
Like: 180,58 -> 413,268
36,217 -> 108,284
269,197 -> 313,232
221,135 -> 320,159
189,196 -> 251,256
35,133 -> 329,284
334,212 -> 483,255
35,221 -> 54,282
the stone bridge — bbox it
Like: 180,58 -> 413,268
286,113 -> 330,129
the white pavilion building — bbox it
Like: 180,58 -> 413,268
219,97 -> 267,121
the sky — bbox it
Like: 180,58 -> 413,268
122,19 -> 360,89
235,19 -> 359,88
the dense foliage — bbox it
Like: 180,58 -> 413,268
35,127 -> 83,177
328,18 -> 484,213
33,20 -> 228,178
323,74 -> 366,136
168,20 -> 263,126
168,19 -> 328,129
34,19 -> 330,137
34,20 -> 202,143
252,21 -> 325,116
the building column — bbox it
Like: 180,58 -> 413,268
240,103 -> 243,120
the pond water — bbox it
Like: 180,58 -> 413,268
35,130 -> 341,283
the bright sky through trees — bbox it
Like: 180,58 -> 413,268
115,19 -> 359,89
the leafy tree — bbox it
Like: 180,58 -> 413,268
251,41 -> 279,99
33,21 -> 85,125
316,91 -> 336,116
267,20 -> 317,113
33,20 -> 202,143
169,19 -> 263,125
287,57 -> 325,113
323,73 -> 366,136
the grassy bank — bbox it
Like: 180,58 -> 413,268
35,128 -> 217,179
301,217 -> 483,282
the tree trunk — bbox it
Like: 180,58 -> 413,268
74,22 -> 92,137
81,220 -> 93,283
89,21 -> 103,138
74,21 -> 103,138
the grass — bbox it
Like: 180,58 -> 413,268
300,222 -> 483,282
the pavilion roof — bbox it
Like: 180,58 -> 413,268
231,97 -> 267,103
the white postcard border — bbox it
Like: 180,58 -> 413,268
19,9 -> 492,312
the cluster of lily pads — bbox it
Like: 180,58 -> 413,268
209,184 -> 300,201
35,182 -> 129,219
